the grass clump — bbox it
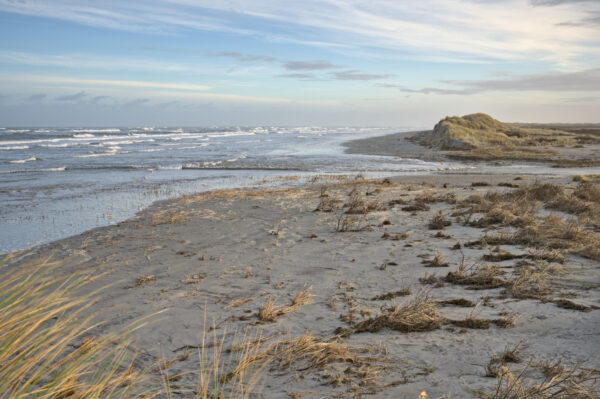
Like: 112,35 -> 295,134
335,213 -> 368,232
437,298 -> 476,307
485,343 -> 523,378
0,256 -> 154,399
553,299 -> 592,312
135,274 -> 156,287
350,292 -> 444,334
428,211 -> 452,230
402,203 -> 430,212
314,195 -> 342,212
228,332 -> 387,393
486,362 -> 600,398
573,174 -> 600,183
443,264 -> 507,290
258,287 -> 314,322
422,252 -> 450,267
371,289 -> 411,301
508,268 -> 552,300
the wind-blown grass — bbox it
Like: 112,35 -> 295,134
0,255 -> 156,399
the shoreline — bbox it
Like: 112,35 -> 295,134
4,132 -> 600,397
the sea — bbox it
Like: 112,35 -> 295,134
0,126 -> 461,253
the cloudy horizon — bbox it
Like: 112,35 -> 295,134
1,0 -> 599,126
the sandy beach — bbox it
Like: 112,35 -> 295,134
3,129 -> 599,398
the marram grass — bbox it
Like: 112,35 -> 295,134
0,255 -> 155,399
0,255 -> 264,399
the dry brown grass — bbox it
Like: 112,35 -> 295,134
402,203 -> 431,212
382,231 -> 408,240
485,343 -> 523,377
482,247 -> 523,262
511,214 -> 600,260
437,298 -> 476,307
371,289 -> 411,301
422,252 -> 450,267
0,256 -> 157,399
486,362 -> 600,399
344,189 -> 386,215
443,264 -> 507,290
573,174 -> 600,183
135,274 -> 156,287
335,213 -> 368,232
150,209 -> 189,225
428,211 -> 452,230
258,287 -> 314,322
553,299 -> 592,312
227,332 -> 387,391
314,195 -> 342,212
508,268 -> 552,300
350,292 -> 444,334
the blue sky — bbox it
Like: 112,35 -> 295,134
0,0 -> 599,126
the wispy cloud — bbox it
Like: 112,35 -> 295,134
55,91 -> 87,101
276,73 -> 317,80
26,93 -> 46,102
1,0 -> 599,67
281,60 -> 341,71
530,0 -> 597,6
382,68 -> 600,95
330,70 -> 391,81
9,75 -> 211,92
0,51 -> 194,72
215,52 -> 276,63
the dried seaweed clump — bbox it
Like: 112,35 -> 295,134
351,292 -> 443,334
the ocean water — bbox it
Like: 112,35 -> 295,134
0,126 -> 459,253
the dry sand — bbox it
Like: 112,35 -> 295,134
4,133 -> 600,398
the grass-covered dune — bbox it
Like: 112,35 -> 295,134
412,113 -> 600,165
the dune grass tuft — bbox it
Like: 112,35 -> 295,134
0,256 -> 155,399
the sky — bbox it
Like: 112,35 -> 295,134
0,0 -> 599,127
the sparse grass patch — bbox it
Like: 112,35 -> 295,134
573,174 -> 600,183
150,209 -> 189,225
350,292 -> 444,334
437,298 -> 476,307
314,195 -> 342,212
227,332 -> 388,393
553,299 -> 592,312
136,274 -> 156,287
428,211 -> 452,230
371,289 -> 411,301
402,203 -> 430,212
335,213 -> 368,232
443,264 -> 507,290
485,362 -> 600,398
485,343 -> 522,377
381,231 -> 408,240
258,287 -> 314,322
422,252 -> 449,267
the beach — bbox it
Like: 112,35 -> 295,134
3,129 -> 599,398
